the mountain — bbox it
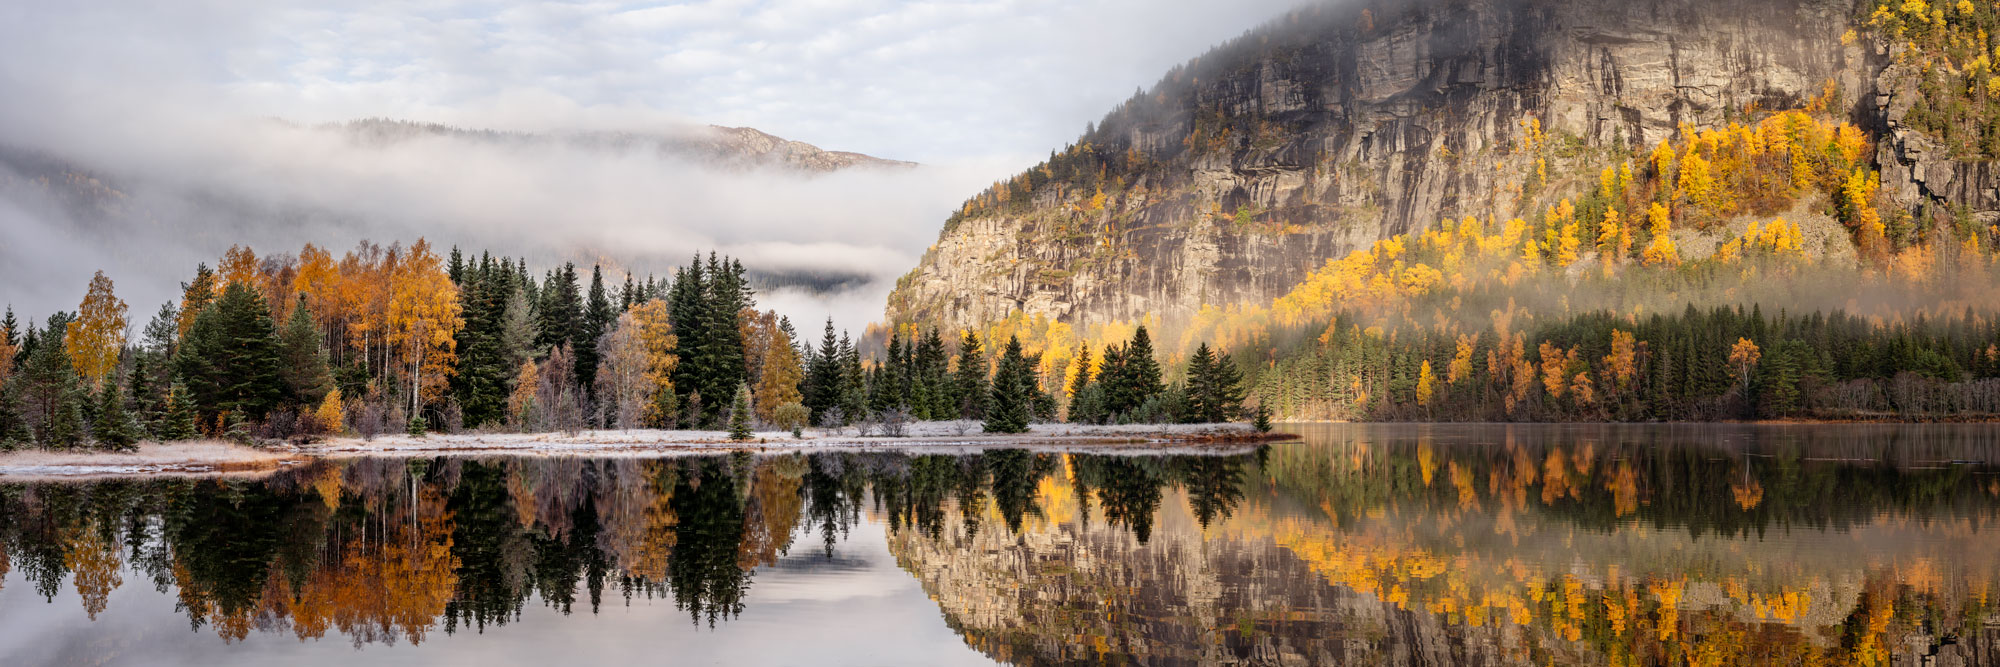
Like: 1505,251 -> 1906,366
885,0 -> 1968,335
325,118 -> 917,172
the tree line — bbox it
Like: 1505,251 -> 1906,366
0,241 -> 1252,451
1253,305 -> 2000,422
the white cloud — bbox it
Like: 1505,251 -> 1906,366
0,0 -> 1319,330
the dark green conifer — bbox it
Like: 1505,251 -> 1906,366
984,336 -> 1032,434
93,382 -> 139,451
728,383 -> 754,441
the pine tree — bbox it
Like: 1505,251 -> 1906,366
93,382 -> 139,451
128,354 -> 162,436
500,286 -> 537,370
0,383 -> 30,448
161,382 -> 199,440
44,383 -> 89,449
953,331 -> 988,420
454,263 -> 513,427
576,265 -> 614,398
839,333 -> 867,422
277,296 -> 333,409
18,313 -> 85,445
728,382 -> 754,441
174,282 -> 282,422
984,336 -> 1032,434
1186,343 -> 1218,422
1251,403 -> 1273,433
803,319 -> 844,423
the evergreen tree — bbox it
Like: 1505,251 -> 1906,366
914,329 -> 949,419
536,263 -> 581,352
0,383 -> 30,448
1185,343 -> 1246,423
576,265 -> 614,398
984,336 -> 1032,434
953,331 -> 988,420
803,319 -> 844,423
161,382 -> 199,440
453,264 -> 512,427
728,382 -> 754,441
500,286 -> 537,370
276,297 -> 334,410
173,282 -> 283,422
93,382 -> 139,451
838,333 -> 867,421
43,383 -> 89,449
17,313 -> 85,445
128,354 -> 163,436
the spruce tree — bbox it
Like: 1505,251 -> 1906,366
93,382 -> 140,451
838,333 -> 867,421
728,383 -> 754,441
576,265 -> 614,398
984,336 -> 1032,434
44,384 -> 89,449
453,264 -> 512,427
803,319 -> 843,423
1125,325 -> 1165,412
1186,343 -> 1218,422
174,282 -> 282,422
161,382 -> 199,440
0,383 -> 29,448
953,331 -> 988,420
128,354 -> 163,437
277,296 -> 333,410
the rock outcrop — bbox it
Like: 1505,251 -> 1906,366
887,0 -> 1870,333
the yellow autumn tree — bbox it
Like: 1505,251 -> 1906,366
628,300 -> 679,428
1729,337 -> 1762,386
1604,330 -> 1638,391
1415,360 -> 1436,407
1641,202 -> 1680,266
386,239 -> 462,419
756,327 -> 804,422
1447,334 -> 1476,385
315,387 -> 346,434
219,244 -> 261,292
508,360 -> 540,428
67,271 -> 129,390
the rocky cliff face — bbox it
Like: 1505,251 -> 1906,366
887,0 -> 1869,333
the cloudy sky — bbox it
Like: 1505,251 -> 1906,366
0,0 -> 1313,329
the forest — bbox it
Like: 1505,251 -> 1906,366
0,241 -> 1249,452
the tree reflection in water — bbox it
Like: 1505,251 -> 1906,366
1,425 -> 1999,665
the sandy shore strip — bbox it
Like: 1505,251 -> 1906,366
0,422 -> 1287,478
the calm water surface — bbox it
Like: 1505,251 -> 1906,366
3,423 -> 2000,666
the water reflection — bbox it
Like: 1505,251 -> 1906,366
0,424 -> 1998,665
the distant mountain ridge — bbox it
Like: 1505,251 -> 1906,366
325,118 -> 917,172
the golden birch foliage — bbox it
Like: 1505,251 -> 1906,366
1539,342 -> 1569,399
509,361 -> 539,425
1415,360 -> 1435,407
1641,203 -> 1681,266
316,387 -> 346,433
1447,334 -> 1476,385
67,271 -> 128,390
387,240 -> 462,405
219,245 -> 260,292
1729,338 -> 1762,382
1678,150 -> 1715,213
755,328 -> 804,422
1605,330 -> 1638,390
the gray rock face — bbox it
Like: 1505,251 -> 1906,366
1872,50 -> 2000,226
888,0 -> 1866,333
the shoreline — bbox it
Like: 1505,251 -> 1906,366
0,422 -> 1288,480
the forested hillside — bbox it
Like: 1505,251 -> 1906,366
879,0 -> 2000,423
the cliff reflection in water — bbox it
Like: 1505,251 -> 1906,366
0,425 -> 1998,665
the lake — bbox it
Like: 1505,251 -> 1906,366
2,423 -> 1999,665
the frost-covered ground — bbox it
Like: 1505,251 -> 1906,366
0,441 -> 298,479
309,421 -> 1270,458
0,423 -> 1276,479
